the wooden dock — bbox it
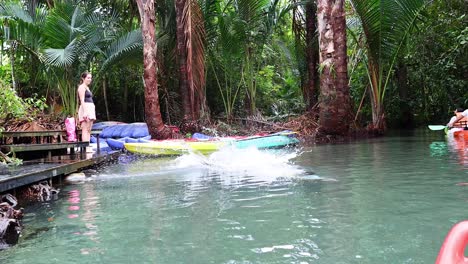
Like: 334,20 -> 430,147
0,151 -> 119,193
0,129 -> 118,193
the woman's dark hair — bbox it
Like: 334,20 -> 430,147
80,71 -> 91,84
456,108 -> 464,112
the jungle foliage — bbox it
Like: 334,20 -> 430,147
0,0 -> 466,133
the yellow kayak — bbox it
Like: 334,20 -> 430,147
124,133 -> 299,156
124,140 -> 229,155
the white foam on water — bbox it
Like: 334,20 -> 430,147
255,244 -> 295,253
91,147 -> 336,184
171,147 -> 306,183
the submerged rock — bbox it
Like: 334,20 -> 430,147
65,172 -> 87,182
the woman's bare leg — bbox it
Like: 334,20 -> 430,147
88,121 -> 94,139
81,121 -> 91,142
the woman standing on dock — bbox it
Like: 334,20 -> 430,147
77,72 -> 96,145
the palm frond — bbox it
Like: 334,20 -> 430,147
70,5 -> 86,34
350,0 -> 426,63
186,0 -> 206,108
98,29 -> 143,74
0,2 -> 34,23
199,0 -> 222,48
0,2 -> 47,58
350,0 -> 427,127
237,0 -> 269,24
43,12 -> 75,47
42,38 -> 78,67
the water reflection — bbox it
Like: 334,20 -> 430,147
446,135 -> 468,166
67,182 -> 102,255
430,138 -> 468,166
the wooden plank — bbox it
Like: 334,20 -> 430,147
0,152 -> 119,193
1,142 -> 89,153
1,130 -> 66,138
1,129 -> 102,138
0,130 -> 102,145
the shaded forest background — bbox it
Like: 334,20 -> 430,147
0,0 -> 466,136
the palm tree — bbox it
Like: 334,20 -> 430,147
0,1 -> 48,91
236,0 -> 272,116
292,0 -> 319,111
136,0 -> 172,139
202,0 -> 289,119
2,0 -> 147,118
317,0 -> 351,135
349,0 -> 426,132
175,0 -> 206,122
304,0 -> 318,110
202,0 -> 244,121
40,1 -> 105,116
1,0 -> 106,116
95,29 -> 144,120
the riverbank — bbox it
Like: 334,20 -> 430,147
1,111 -> 378,148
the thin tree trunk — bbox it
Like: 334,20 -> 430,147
396,61 -> 412,128
368,61 -> 385,132
46,0 -> 54,8
305,1 -> 318,110
136,0 -> 171,139
122,69 -> 129,122
10,41 -> 17,91
244,48 -> 257,116
175,0 -> 192,121
292,1 -> 306,100
102,76 -> 110,120
317,0 -> 350,135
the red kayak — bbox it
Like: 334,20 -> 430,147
436,221 -> 468,264
453,130 -> 468,140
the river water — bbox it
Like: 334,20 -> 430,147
1,130 -> 467,264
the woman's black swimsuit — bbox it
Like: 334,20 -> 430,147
84,89 -> 93,103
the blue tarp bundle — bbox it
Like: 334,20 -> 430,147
96,122 -> 150,139
92,122 -> 151,150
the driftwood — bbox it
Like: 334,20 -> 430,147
20,181 -> 59,202
233,117 -> 291,130
0,194 -> 23,249
0,151 -> 12,164
0,181 -> 59,250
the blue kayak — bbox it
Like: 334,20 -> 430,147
233,134 -> 299,149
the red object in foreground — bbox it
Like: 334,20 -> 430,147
453,130 -> 468,140
436,221 -> 468,264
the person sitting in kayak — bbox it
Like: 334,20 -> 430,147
447,108 -> 468,129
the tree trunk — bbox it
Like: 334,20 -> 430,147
136,0 -> 171,139
305,1 -> 318,110
175,0 -> 192,121
102,76 -> 110,120
368,61 -> 386,132
369,88 -> 385,132
396,61 -> 413,128
122,69 -> 129,122
317,0 -> 350,135
10,41 -> 17,91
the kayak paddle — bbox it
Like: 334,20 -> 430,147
428,125 -> 446,131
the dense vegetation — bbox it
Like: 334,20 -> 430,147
0,0 -> 466,135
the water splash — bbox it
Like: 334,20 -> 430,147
95,147 -> 332,184
172,147 -> 306,182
